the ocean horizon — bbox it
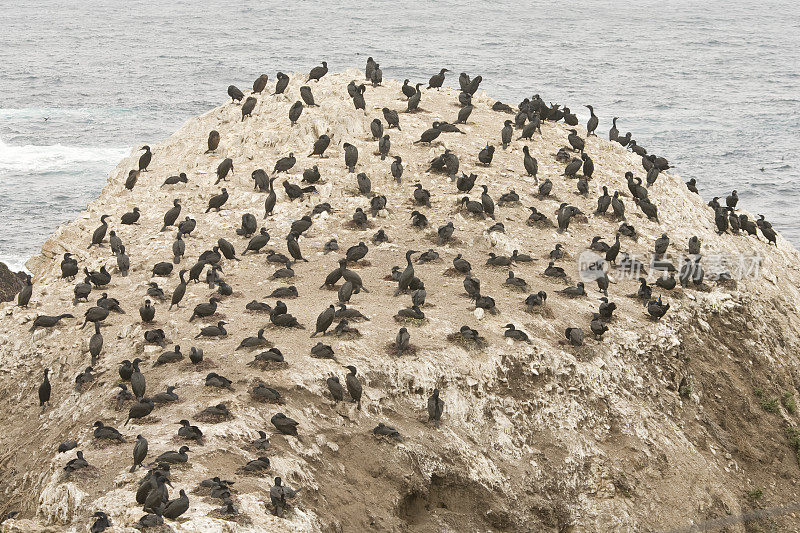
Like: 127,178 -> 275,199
1,0 -> 797,271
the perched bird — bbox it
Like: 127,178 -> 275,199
206,188 -> 229,212
152,385 -> 179,404
414,122 -> 442,144
396,327 -> 410,351
406,84 -> 422,112
383,107 -> 401,130
88,215 -> 110,248
162,490 -> 189,519
522,146 -> 538,180
83,266 -> 108,290
300,85 -> 317,106
309,134 -> 330,158
190,297 -> 220,321
30,313 -> 74,332
478,144 -> 494,166
311,305 -> 336,337
241,97 -> 257,120
271,412 -> 299,436
126,398 -> 154,425
178,216 -> 195,236
648,297 -> 670,320
125,169 -> 139,190
130,359 -> 146,398
138,145 -> 152,171
559,282 -> 586,297
16,274 -> 33,307
501,120 -> 513,149
504,324 -> 530,342
121,206 -> 141,225
131,434 -> 148,472
427,389 -> 444,424
288,101 -> 303,125
656,273 -> 677,290
525,291 -> 548,309
178,420 -> 203,442
270,477 -> 300,518
371,127 -> 390,160
254,430 -> 271,450
38,368 -> 51,407
189,347 -> 204,364
544,262 -> 566,278
242,456 -> 271,472
345,365 -> 363,409
585,104 -> 598,136
139,300 -> 155,323
237,329 -> 269,350
206,130 -> 220,153
251,383 -> 281,403
427,68 -> 448,89
161,199 -> 182,231
227,85 -> 244,103
567,129 -> 585,152
391,156 -> 404,183
565,327 -> 585,346
154,345 -> 182,366
253,74 -> 269,94
153,445 -> 190,464
273,72 -> 289,95
64,451 -> 89,473
401,78 -> 416,98
343,143 -> 358,172
310,342 -> 333,359
308,61 -> 328,81
61,253 -> 79,279
326,376 -> 344,402
195,321 -> 228,338
373,422 -> 401,439
93,421 -> 125,442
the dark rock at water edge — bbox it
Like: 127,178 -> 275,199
0,262 -> 25,302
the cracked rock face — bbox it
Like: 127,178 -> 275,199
2,69 -> 800,532
0,262 -> 24,303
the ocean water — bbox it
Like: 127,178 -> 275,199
0,0 -> 797,272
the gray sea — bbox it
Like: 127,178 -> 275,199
1,0 -> 798,271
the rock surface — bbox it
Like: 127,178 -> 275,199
2,69 -> 800,532
0,262 -> 24,303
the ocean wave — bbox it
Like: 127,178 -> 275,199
0,107 -> 95,119
0,254 -> 30,273
0,136 -> 128,174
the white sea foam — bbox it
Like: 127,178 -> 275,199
0,254 -> 28,273
0,136 -> 127,174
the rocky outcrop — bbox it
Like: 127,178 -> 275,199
0,262 -> 24,303
2,69 -> 800,532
